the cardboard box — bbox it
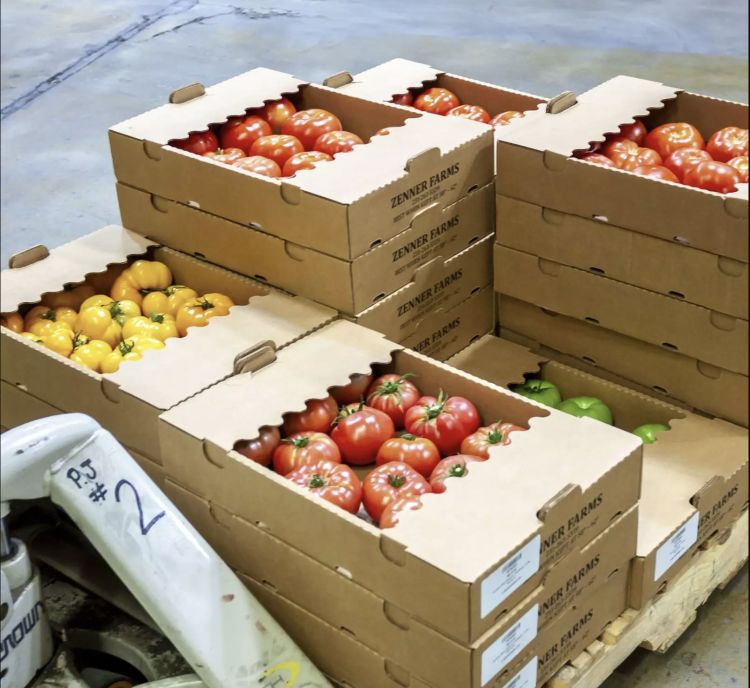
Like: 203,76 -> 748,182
354,234 -> 492,343
496,75 -> 748,261
449,334 -> 748,608
404,286 -> 494,361
0,380 -> 167,490
117,182 -> 494,316
110,68 -> 494,262
497,295 -> 748,427
158,319 -> 642,645
0,225 -> 335,462
495,195 -> 748,319
494,244 -> 748,375
325,58 -> 546,131
160,478 -> 636,688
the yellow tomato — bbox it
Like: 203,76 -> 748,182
42,284 -> 96,310
43,329 -> 83,357
100,336 -> 165,374
141,285 -> 198,318
110,260 -> 173,306
122,313 -> 178,342
80,294 -> 115,311
175,293 -> 234,336
20,331 -> 45,344
70,340 -> 113,372
1,312 -> 23,333
76,307 -> 122,348
24,306 -> 77,336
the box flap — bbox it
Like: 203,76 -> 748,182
339,58 -> 442,101
161,320 -> 400,446
502,75 -> 680,155
111,292 -> 335,410
1,226 -> 155,313
110,68 -> 307,144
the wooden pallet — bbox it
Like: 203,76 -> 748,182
547,511 -> 749,688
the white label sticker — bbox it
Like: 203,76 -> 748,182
503,657 -> 538,688
654,511 -> 700,580
481,535 -> 541,618
481,604 -> 539,686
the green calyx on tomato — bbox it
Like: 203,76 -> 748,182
308,473 -> 327,488
149,313 -> 166,323
446,463 -> 468,478
285,435 -> 313,449
388,474 -> 407,488
486,428 -> 504,445
117,340 -> 135,356
371,374 -> 415,397
423,390 -> 448,420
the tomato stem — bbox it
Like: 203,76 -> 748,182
389,475 -> 407,488
308,474 -> 327,489
487,429 -> 503,445
448,464 -> 468,478
400,433 -> 418,441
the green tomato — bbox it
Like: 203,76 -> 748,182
632,423 -> 670,444
556,396 -> 614,425
511,378 -> 562,407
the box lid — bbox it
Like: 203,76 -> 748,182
334,58 -> 442,101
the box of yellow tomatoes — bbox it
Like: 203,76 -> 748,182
0,225 -> 335,463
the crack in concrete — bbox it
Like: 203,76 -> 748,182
0,0 -> 198,121
151,6 -> 300,38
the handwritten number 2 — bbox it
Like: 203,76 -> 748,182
115,480 -> 166,536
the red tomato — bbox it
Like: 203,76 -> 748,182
404,392 -> 481,456
728,156 -> 749,183
331,404 -> 395,466
282,109 -> 343,151
600,136 -> 634,159
616,120 -> 648,145
380,494 -> 424,529
362,461 -> 431,523
375,434 -> 441,478
286,459 -> 362,514
683,160 -> 741,193
330,373 -> 373,405
460,422 -> 526,459
663,148 -> 713,181
203,147 -> 245,165
447,104 -> 491,124
282,151 -> 333,177
645,122 -> 705,159
706,126 -> 749,162
219,116 -> 272,154
490,111 -> 525,127
231,156 -> 281,178
577,152 -> 616,167
314,131 -> 364,156
392,93 -> 414,106
429,455 -> 478,494
170,130 -> 219,155
273,431 -> 342,476
233,426 -> 280,467
365,374 -> 421,428
282,396 -> 338,436
605,139 -> 663,170
631,165 -> 680,182
413,88 -> 461,116
257,98 -> 297,134
250,135 -> 305,169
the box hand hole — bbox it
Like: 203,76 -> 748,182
668,290 -> 685,299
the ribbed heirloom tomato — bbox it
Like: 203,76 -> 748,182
380,495 -> 424,529
413,88 -> 460,116
404,392 -> 480,456
728,156 -> 749,183
603,138 -> 662,170
631,165 -> 680,182
331,403 -> 395,466
375,434 -> 441,478
286,459 -> 362,514
273,431 -> 342,476
175,293 -> 234,336
330,373 -> 374,405
663,148 -> 713,181
429,455 -> 478,494
219,116 -> 272,154
366,373 -> 421,428
362,461 -> 431,523
313,131 -> 363,156
231,156 -> 281,178
683,160 -> 741,193
282,151 -> 333,177
203,147 -> 245,165
250,135 -> 305,168
577,152 -> 616,167
254,98 -> 297,134
460,422 -> 526,459
170,130 -> 218,155
234,426 -> 281,467
282,396 -> 338,435
706,127 -> 748,162
447,105 -> 491,123
282,109 -> 342,150
645,122 -> 705,159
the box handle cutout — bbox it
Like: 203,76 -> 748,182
280,182 -> 302,205
233,341 -> 277,375
8,244 -> 49,269
383,601 -> 411,630
717,256 -> 745,277
607,567 -> 620,579
14,382 -> 28,392
468,234 -> 481,246
490,606 -> 510,627
582,356 -> 597,365
255,520 -> 270,531
668,290 -> 685,299
143,141 -> 163,161
537,483 -> 576,521
584,316 -> 600,325
608,510 -> 623,524
383,660 -> 410,687
335,565 -> 353,580
193,252 -> 206,260
149,194 -> 170,213
589,267 -> 606,275
652,385 -> 669,395
546,91 -> 578,114
661,342 -> 679,351
709,311 -> 736,331
369,239 -> 383,250
372,292 -> 387,303
261,579 -> 278,592
537,258 -> 560,276
253,274 -> 269,283
169,82 -> 206,104
338,625 -> 356,638
724,196 -> 747,219
323,71 -> 354,88
471,286 -> 481,295
541,207 -> 564,225
379,535 -> 407,566
592,215 -> 609,223
467,183 -> 480,194
248,221 -> 265,232
696,360 -> 722,380
99,377 -> 121,404
673,235 -> 692,246
540,308 -> 559,317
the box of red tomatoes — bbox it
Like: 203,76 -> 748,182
109,67 -> 494,263
448,333 -> 748,609
156,318 -> 642,647
495,75 -> 748,260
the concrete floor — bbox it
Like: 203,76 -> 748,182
0,1 -> 748,686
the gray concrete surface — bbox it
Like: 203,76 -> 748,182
0,2 -> 748,686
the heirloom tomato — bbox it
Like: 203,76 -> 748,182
170,130 -> 218,155
273,431 -> 342,476
330,373 -> 373,405
250,135 -> 305,168
413,88 -> 460,116
362,461 -> 431,523
219,116 -> 272,154
331,404 -> 395,466
404,391 -> 480,455
286,459 -> 362,514
706,126 -> 748,162
282,396 -> 338,435
365,373 -> 421,428
380,494 -> 424,529
281,109 -> 342,150
645,122 -> 705,159
460,422 -> 525,459
234,426 -> 281,467
375,434 -> 440,478
683,160 -> 741,193
429,455 -> 478,494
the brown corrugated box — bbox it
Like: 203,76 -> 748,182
157,319 -> 642,645
0,226 -> 335,462
449,334 -> 748,608
496,75 -> 748,261
109,68 -> 494,262
163,476 -> 635,688
495,195 -> 748,319
494,244 -> 748,375
497,296 -> 748,427
117,181 -> 493,316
